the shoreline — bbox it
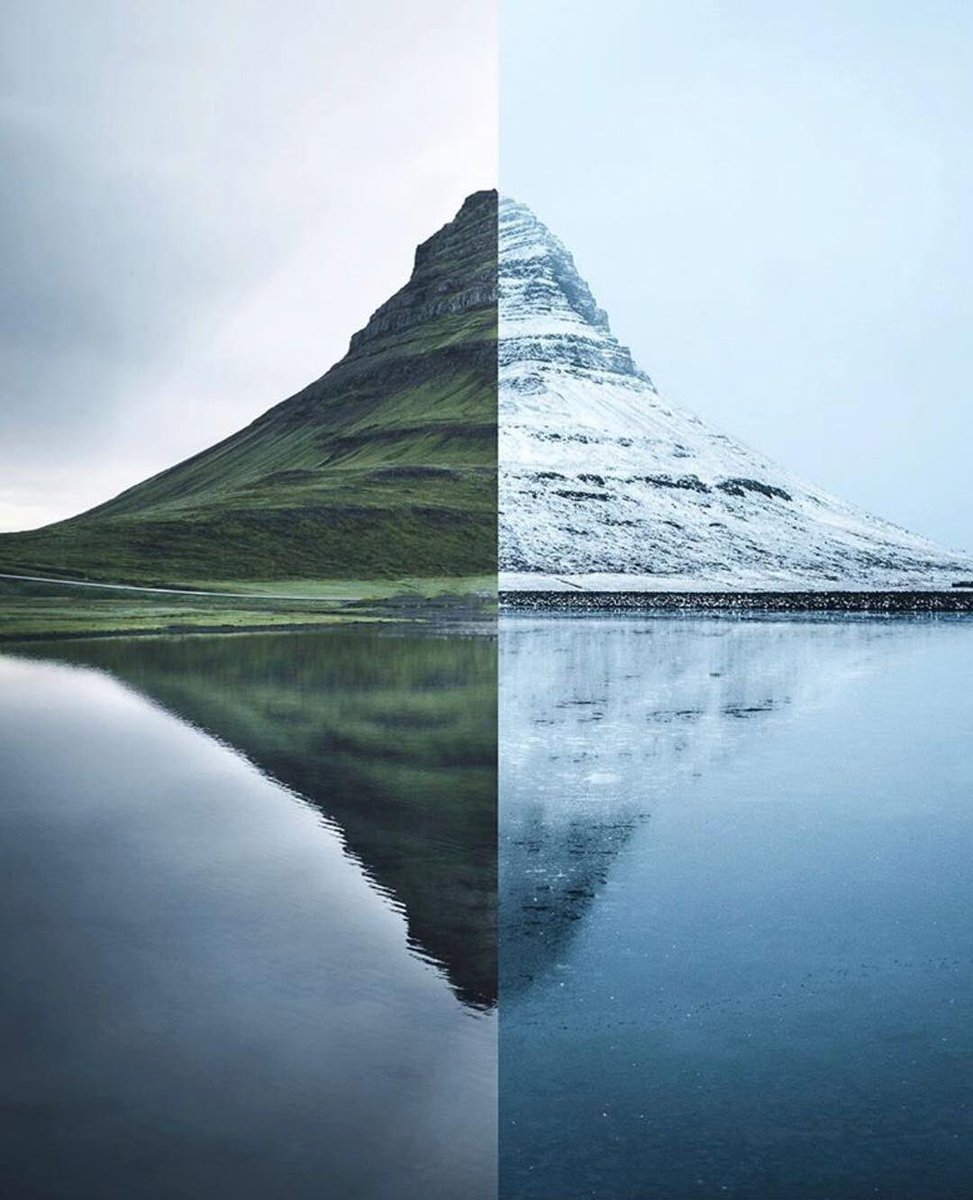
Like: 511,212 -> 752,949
0,572 -> 495,644
501,590 -> 973,614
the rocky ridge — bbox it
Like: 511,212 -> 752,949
349,189 -> 497,353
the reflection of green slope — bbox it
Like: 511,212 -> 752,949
24,630 -> 496,1009
0,192 -> 497,583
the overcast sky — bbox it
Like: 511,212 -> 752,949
0,0 -> 496,531
503,0 -> 973,552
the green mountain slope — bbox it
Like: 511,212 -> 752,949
0,191 -> 498,583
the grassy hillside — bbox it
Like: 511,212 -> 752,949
0,192 -> 498,585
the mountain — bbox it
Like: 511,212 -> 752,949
8,190 -> 966,591
0,192 -> 498,584
499,197 -> 972,591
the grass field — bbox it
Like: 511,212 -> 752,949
0,574 -> 494,642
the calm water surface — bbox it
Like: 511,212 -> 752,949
0,628 -> 496,1199
500,615 -> 973,1200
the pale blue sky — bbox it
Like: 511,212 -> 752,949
502,0 -> 973,551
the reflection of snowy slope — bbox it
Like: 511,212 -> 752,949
499,616 -> 931,993
499,198 -> 972,591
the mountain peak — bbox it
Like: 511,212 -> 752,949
499,195 -> 652,384
348,191 -> 497,357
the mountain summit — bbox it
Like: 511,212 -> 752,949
499,197 -> 971,590
0,191 -> 498,583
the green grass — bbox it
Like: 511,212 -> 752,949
0,581 -> 361,641
194,574 -> 497,599
0,574 -> 494,642
0,504 -> 495,584
0,599 -> 362,640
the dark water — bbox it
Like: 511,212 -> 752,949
0,628 -> 496,1199
500,615 -> 973,1200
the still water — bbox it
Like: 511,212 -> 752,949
0,628 -> 496,1199
500,615 -> 973,1200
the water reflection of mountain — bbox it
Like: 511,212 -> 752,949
18,630 -> 496,1010
500,615 -> 926,995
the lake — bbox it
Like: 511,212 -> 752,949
5,614 -> 972,1198
500,614 -> 973,1200
0,627 -> 497,1199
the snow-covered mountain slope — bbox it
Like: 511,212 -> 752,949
499,197 -> 972,591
